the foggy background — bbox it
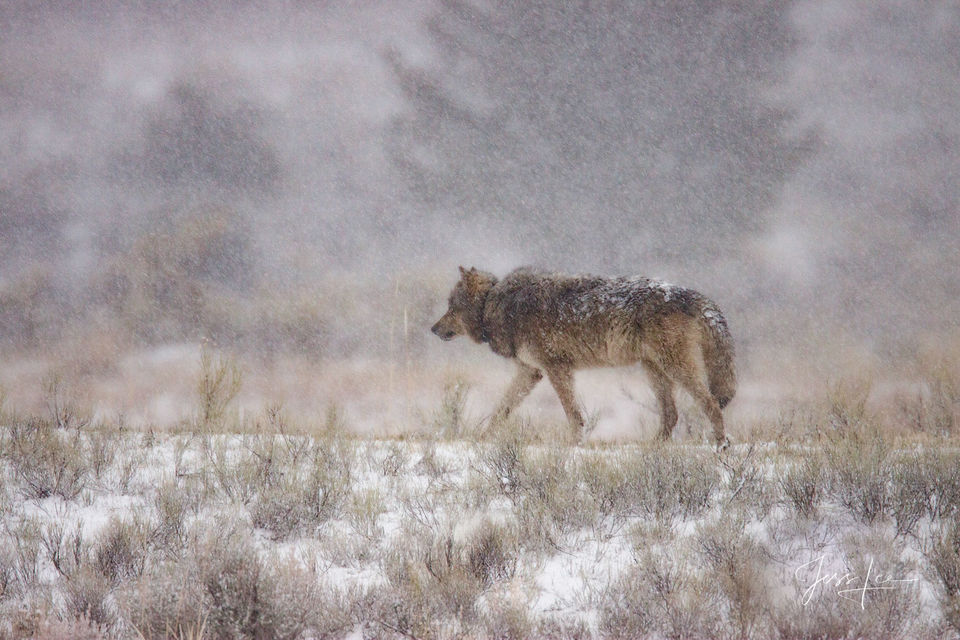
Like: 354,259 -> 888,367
1,0 -> 958,425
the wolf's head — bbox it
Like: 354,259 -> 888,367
431,266 -> 498,342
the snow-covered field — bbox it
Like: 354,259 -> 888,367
2,393 -> 960,639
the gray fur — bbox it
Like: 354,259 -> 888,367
432,266 -> 736,446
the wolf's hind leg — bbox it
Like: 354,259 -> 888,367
668,363 -> 727,446
493,363 -> 543,423
641,358 -> 678,440
544,365 -> 585,437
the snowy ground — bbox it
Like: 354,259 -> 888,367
1,405 -> 959,639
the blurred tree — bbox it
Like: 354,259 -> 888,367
770,0 -> 960,342
95,207 -> 256,344
0,167 -> 68,268
0,267 -> 66,350
386,0 -> 811,269
135,82 -> 281,196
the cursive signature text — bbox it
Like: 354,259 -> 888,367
795,555 -> 918,609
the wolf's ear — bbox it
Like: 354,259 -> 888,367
459,267 -> 485,294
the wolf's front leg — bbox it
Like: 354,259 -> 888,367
544,365 -> 585,438
492,362 -> 543,423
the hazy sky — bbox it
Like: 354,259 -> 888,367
1,0 -> 957,361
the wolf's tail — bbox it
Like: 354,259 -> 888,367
699,303 -> 737,409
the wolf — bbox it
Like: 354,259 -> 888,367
431,266 -> 736,447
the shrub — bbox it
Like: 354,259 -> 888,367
40,520 -> 83,581
695,517 -> 772,639
889,448 -> 960,537
414,442 -> 453,483
535,617 -> 593,640
476,423 -> 526,499
890,451 -> 933,537
825,375 -> 874,435
463,518 -> 520,589
204,437 -> 260,505
433,378 -> 471,439
380,442 -> 410,477
123,531 -> 321,640
250,472 -> 317,540
477,593 -> 534,640
922,450 -> 960,519
0,539 -> 18,602
85,425 -> 120,482
153,475 -> 204,552
779,451 -> 824,519
897,353 -> 960,435
599,549 -> 720,640
346,488 -> 385,541
770,590 -> 860,640
926,519 -> 960,633
6,418 -> 88,501
514,445 -> 595,551
719,444 -> 775,518
1,613 -> 109,640
249,434 -> 353,540
582,444 -> 720,523
92,516 -> 150,585
823,429 -> 890,524
306,436 -> 355,520
579,449 -> 634,536
196,347 -> 242,431
118,560 -> 207,640
377,519 -> 519,637
62,566 -> 114,631
43,373 -> 92,431
475,429 -> 594,550
8,519 -> 42,593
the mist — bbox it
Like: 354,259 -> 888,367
1,0 -> 958,425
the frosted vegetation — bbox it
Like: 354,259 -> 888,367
1,355 -> 960,638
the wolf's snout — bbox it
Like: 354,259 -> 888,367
431,321 -> 456,341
